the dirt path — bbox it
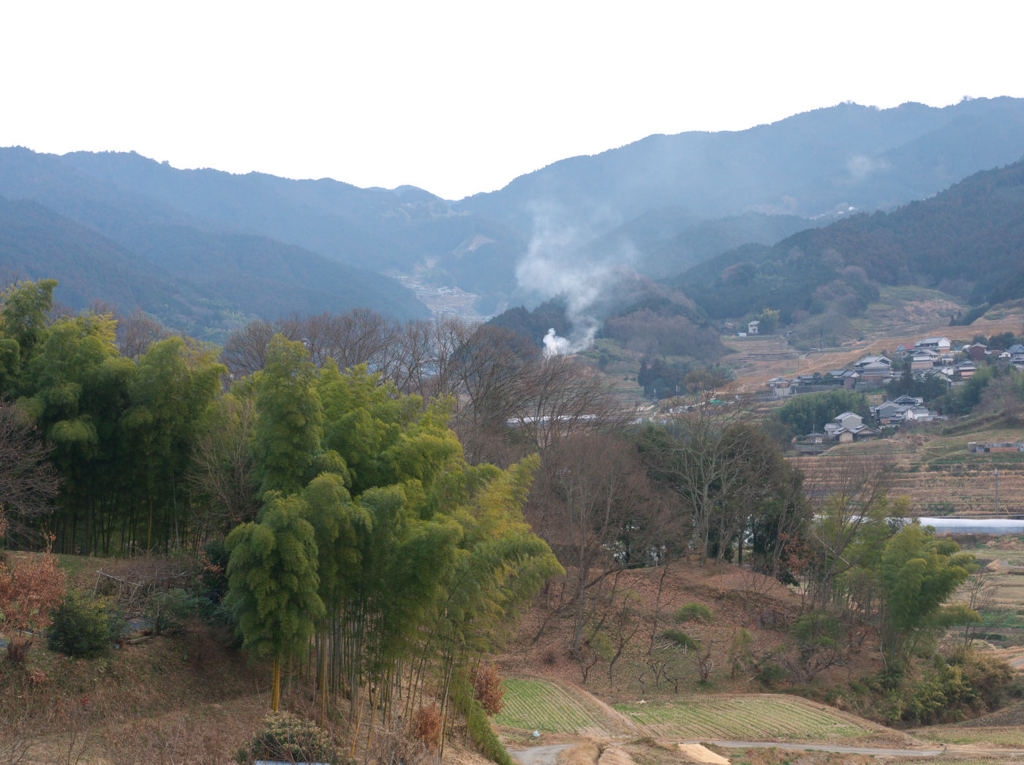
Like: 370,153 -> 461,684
508,743 -> 573,765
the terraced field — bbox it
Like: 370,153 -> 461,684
614,694 -> 883,743
495,678 -> 635,736
791,436 -> 1024,516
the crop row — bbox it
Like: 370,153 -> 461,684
496,678 -> 604,733
615,696 -> 872,742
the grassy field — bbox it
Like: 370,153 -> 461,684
613,694 -> 882,743
495,677 -> 628,735
952,537 -> 1024,648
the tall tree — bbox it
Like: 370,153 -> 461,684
225,493 -> 325,711
0,279 -> 58,385
0,401 -> 59,545
252,335 -> 323,496
875,523 -> 976,675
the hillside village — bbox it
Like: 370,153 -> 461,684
765,334 -> 1024,452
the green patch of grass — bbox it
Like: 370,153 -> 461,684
974,607 -> 1024,647
494,678 -> 605,733
614,696 -> 876,742
916,725 -> 1024,747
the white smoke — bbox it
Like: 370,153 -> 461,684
846,154 -> 889,182
516,205 -> 635,356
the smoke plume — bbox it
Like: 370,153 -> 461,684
516,205 -> 635,356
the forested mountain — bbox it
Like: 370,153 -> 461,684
0,196 -> 197,316
676,156 -> 1024,323
461,98 -> 1024,227
3,98 -> 1024,327
0,151 -> 431,336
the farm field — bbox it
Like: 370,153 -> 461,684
495,677 -> 636,737
911,700 -> 1024,760
790,430 -> 1024,516
954,537 -> 1024,649
613,694 -> 895,744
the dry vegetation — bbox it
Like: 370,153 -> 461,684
501,563 -> 880,702
791,430 -> 1024,516
722,297 -> 1024,395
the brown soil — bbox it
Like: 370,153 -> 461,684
499,562 -> 880,704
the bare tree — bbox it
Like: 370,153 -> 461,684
803,457 -> 893,609
450,324 -> 538,463
0,402 -> 59,544
220,320 -> 280,377
508,356 -> 626,450
116,311 -> 171,359
187,393 -> 260,536
529,431 -> 663,652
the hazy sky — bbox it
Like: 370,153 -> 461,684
3,1 -> 1023,200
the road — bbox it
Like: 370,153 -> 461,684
508,744 -> 573,765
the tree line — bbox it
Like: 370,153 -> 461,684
0,277 -> 987,727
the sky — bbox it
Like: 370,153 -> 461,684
3,1 -> 1024,200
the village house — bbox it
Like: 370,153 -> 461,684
956,360 -> 977,379
853,354 -> 893,386
823,411 -> 878,442
766,377 -> 794,397
962,343 -> 988,362
872,394 -> 942,425
915,336 -> 952,353
748,319 -> 760,335
910,348 -> 940,371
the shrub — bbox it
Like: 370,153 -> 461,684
472,663 -> 505,715
235,711 -> 336,764
452,674 -> 514,765
661,629 -> 699,651
0,552 -> 66,662
47,592 -> 123,658
673,603 -> 712,624
876,651 -> 1020,726
755,659 -> 787,689
411,705 -> 441,749
147,587 -> 200,635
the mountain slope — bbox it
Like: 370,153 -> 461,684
675,156 -> 1024,321
4,98 -> 1024,319
0,149 -> 431,329
0,195 -> 429,338
0,196 -> 198,317
460,98 -> 1024,229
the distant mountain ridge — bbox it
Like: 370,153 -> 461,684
0,148 -> 432,336
460,98 -> 1024,225
3,97 -> 1024,330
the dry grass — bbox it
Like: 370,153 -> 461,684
722,298 -> 1024,395
791,425 -> 1024,516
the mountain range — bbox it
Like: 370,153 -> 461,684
2,97 -> 1024,338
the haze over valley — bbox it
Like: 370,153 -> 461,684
4,97 -> 1024,346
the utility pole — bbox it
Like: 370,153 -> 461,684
994,467 -> 999,515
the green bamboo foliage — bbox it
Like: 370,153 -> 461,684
0,280 -> 561,754
253,335 -> 323,496
225,493 -> 325,711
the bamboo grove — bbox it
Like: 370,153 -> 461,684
224,335 -> 562,738
0,279 -> 563,745
0,280 -> 230,552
